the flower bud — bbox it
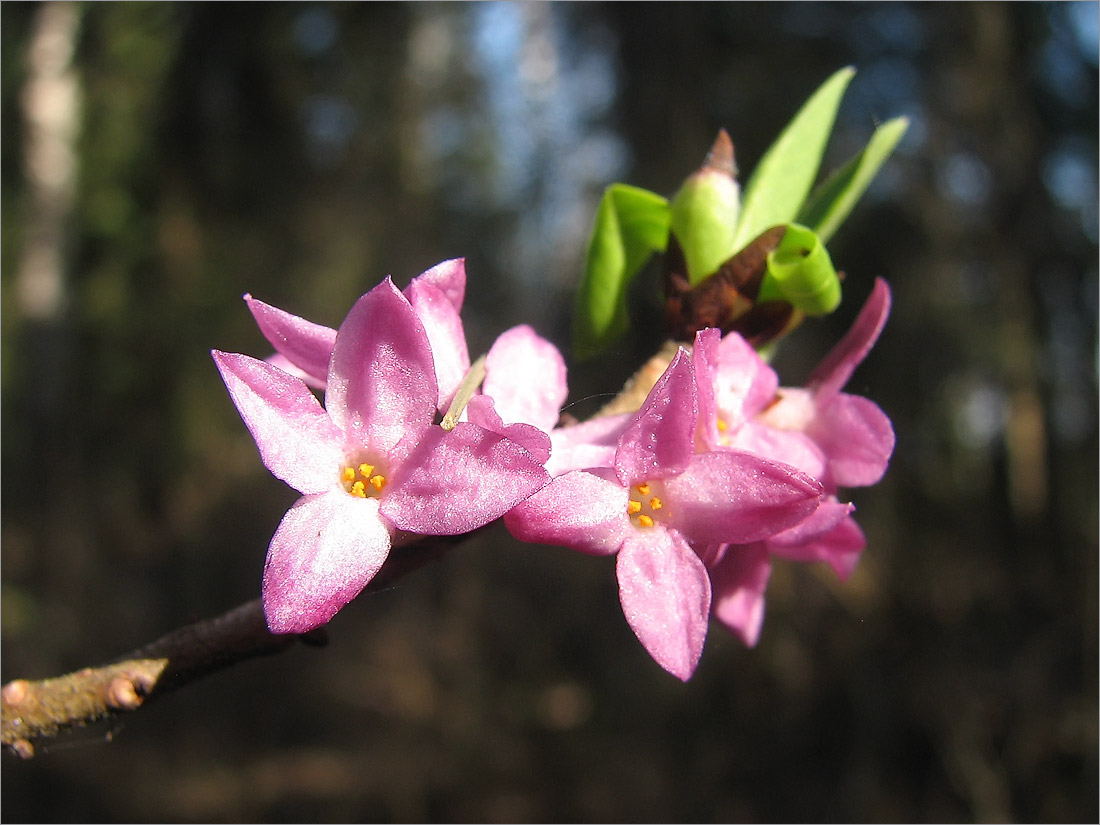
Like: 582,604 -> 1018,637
669,130 -> 741,286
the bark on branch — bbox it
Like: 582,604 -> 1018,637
1,530 -> 456,758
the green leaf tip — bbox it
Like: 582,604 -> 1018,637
573,183 -> 670,357
799,116 -> 909,243
731,67 -> 856,253
756,223 -> 841,316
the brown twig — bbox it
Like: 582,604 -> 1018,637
1,530 -> 457,758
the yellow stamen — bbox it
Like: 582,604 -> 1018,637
627,499 -> 642,515
342,459 -> 388,498
637,514 -> 654,528
716,419 -> 727,432
635,483 -> 651,496
649,497 -> 663,511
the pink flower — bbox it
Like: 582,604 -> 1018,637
213,277 -> 550,634
244,259 -> 573,439
505,349 -> 823,680
245,258 -> 470,411
692,279 -> 895,645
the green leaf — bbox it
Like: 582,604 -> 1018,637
573,183 -> 671,357
798,116 -> 909,244
731,67 -> 856,253
756,224 -> 841,316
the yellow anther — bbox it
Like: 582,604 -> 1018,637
716,418 -> 728,432
369,474 -> 386,491
358,463 -> 375,478
627,499 -> 642,515
649,497 -> 663,511
637,514 -> 654,528
635,483 -> 651,496
342,466 -> 356,483
350,480 -> 367,498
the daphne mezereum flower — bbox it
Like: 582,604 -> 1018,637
244,258 -> 572,440
692,278 -> 895,645
245,258 -> 471,412
213,277 -> 551,634
504,348 -> 823,680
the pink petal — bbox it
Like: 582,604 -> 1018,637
807,277 -> 891,401
412,257 -> 466,312
483,325 -> 568,434
265,353 -> 326,391
695,329 -> 780,440
615,348 -> 698,486
765,497 -> 855,547
212,350 -> 343,494
245,294 -> 336,389
691,327 -> 723,450
718,331 -> 780,419
327,278 -> 438,460
503,468 -> 628,556
808,394 -> 896,487
617,528 -> 712,681
262,492 -> 393,633
726,421 -> 828,481
381,422 -> 549,535
404,277 -> 470,412
709,542 -> 772,647
465,394 -> 551,464
663,449 -> 822,545
546,413 -> 631,477
769,512 -> 866,580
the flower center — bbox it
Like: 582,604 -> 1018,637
715,416 -> 733,446
627,481 -> 667,529
340,459 -> 388,499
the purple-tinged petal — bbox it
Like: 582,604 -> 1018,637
692,328 -> 723,450
769,513 -> 865,580
382,422 -> 549,535
807,277 -> 891,401
766,497 -> 854,547
327,278 -> 438,458
465,394 -> 551,464
265,353 -> 326,391
262,492 -> 393,633
245,294 -> 336,389
663,449 -> 822,545
212,350 -> 343,494
546,413 -> 632,477
698,329 -> 780,436
615,348 -> 698,486
718,331 -> 780,419
726,421 -> 828,482
405,278 -> 470,411
504,468 -> 628,556
412,257 -> 466,312
709,542 -> 771,647
483,325 -> 568,434
617,528 -> 711,681
808,394 -> 895,487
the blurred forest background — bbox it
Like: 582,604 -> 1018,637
2,2 -> 1097,821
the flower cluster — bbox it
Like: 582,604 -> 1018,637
214,259 -> 893,680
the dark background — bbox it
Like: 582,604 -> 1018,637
2,2 -> 1097,821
